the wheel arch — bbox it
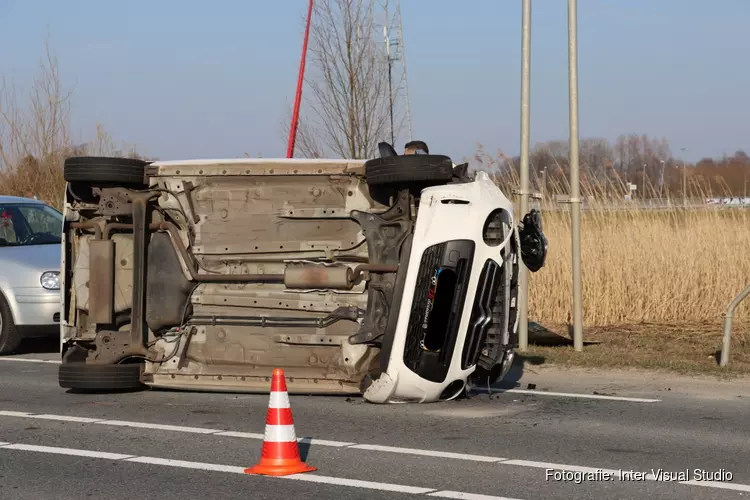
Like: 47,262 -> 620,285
0,284 -> 19,326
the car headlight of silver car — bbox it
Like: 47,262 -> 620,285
40,271 -> 60,290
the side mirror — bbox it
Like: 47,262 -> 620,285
518,209 -> 548,272
452,162 -> 470,180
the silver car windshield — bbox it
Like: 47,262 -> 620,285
0,203 -> 62,246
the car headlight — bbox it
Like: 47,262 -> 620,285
40,271 -> 60,290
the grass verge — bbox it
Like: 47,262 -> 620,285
522,322 -> 750,377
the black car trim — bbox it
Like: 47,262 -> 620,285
402,240 -> 475,383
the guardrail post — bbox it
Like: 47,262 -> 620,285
720,283 -> 750,367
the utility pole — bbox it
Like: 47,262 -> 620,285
518,0 -> 532,352
568,0 -> 584,351
384,23 -> 395,145
375,0 -> 412,146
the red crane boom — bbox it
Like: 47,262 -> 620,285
286,0 -> 314,158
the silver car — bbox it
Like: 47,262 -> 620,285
0,195 -> 63,354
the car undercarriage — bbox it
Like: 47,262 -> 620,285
58,150 -> 546,403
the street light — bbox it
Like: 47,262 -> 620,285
518,0 -> 532,352
568,0 -> 583,351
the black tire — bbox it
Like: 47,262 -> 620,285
58,362 -> 144,391
64,156 -> 150,185
0,293 -> 22,355
364,155 -> 454,187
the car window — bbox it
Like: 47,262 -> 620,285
0,203 -> 62,246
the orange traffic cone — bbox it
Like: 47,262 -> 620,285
244,368 -> 317,476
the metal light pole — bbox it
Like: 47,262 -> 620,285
680,147 -> 687,207
517,0 -> 532,352
568,0 -> 583,351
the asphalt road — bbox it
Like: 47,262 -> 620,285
1,345 -> 749,500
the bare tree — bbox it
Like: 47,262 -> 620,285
288,0 -> 392,159
0,36 -> 74,206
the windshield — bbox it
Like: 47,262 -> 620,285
0,203 -> 63,246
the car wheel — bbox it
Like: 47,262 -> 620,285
0,293 -> 22,355
364,154 -> 454,188
58,362 -> 144,392
63,156 -> 150,186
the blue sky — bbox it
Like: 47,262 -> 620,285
0,0 -> 747,163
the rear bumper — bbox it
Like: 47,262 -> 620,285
365,173 -> 516,403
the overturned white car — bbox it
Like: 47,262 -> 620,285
58,144 -> 547,403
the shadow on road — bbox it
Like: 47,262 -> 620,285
464,351 -> 545,397
16,337 -> 59,355
297,438 -> 313,461
494,352 -> 546,390
464,322 -> 580,397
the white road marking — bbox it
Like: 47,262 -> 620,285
96,420 -> 220,434
216,430 -> 265,439
504,389 -> 661,403
0,410 -> 34,417
679,480 -> 750,492
0,441 -> 513,499
428,492 -> 524,500
502,459 -> 621,475
350,444 -> 505,463
126,456 -> 246,474
0,357 -> 60,364
503,459 -> 665,480
297,437 -> 355,447
2,409 -> 748,495
502,460 -> 750,486
284,473 -> 434,494
3,443 -> 134,460
35,414 -> 103,423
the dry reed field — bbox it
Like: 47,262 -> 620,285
529,206 -> 750,327
525,205 -> 750,375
